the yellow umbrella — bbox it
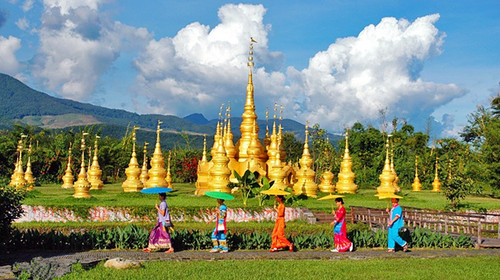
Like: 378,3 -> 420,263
261,188 -> 291,196
376,193 -> 403,208
317,194 -> 345,212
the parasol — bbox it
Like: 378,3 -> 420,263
260,188 -> 291,196
317,193 -> 345,211
376,193 -> 403,208
204,191 -> 235,200
141,187 -> 173,194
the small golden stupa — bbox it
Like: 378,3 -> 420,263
432,157 -> 441,192
390,138 -> 401,192
336,130 -> 358,194
140,142 -> 149,186
411,155 -> 422,191
145,121 -> 168,188
73,133 -> 92,198
122,127 -> 144,192
165,151 -> 173,188
88,137 -> 104,190
377,137 -> 396,196
292,125 -> 318,197
10,135 -> 27,189
266,118 -> 290,190
24,142 -> 35,191
195,136 -> 210,195
318,170 -> 335,193
61,142 -> 75,189
208,131 -> 231,193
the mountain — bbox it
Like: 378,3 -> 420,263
0,73 -> 342,147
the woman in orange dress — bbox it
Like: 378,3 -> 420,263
270,195 -> 294,252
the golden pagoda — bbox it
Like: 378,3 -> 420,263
73,133 -> 92,198
292,125 -> 318,197
411,155 -> 422,191
318,170 -> 335,193
145,121 -> 168,188
10,135 -> 27,189
195,135 -> 210,195
140,142 -> 149,186
432,157 -> 441,192
266,118 -> 289,190
61,142 -> 75,189
377,137 -> 396,196
208,131 -> 231,193
122,127 -> 144,192
336,129 -> 358,194
88,137 -> 104,190
24,142 -> 35,191
165,151 -> 173,188
390,137 -> 400,192
196,39 -> 296,194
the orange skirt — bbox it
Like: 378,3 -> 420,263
271,217 -> 292,249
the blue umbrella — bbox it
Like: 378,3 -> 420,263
141,187 -> 173,194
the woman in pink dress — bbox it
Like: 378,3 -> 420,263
330,197 -> 353,252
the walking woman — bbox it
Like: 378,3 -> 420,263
143,192 -> 174,253
270,195 -> 294,252
386,197 -> 408,252
209,199 -> 228,253
330,197 -> 353,252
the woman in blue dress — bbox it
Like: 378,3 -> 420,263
209,199 -> 228,253
386,198 -> 408,252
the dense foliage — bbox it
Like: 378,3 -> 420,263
0,185 -> 25,249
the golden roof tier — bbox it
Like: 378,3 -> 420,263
145,121 -> 168,188
336,129 -> 358,194
61,143 -> 75,189
412,155 -> 422,191
88,137 -> 104,190
377,137 -> 396,196
73,133 -> 92,198
122,127 -> 144,192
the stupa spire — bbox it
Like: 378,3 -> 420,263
336,129 -> 358,194
293,124 -> 318,197
432,157 -> 441,192
140,142 -> 149,186
145,120 -> 168,188
24,142 -> 35,191
88,136 -> 104,190
376,136 -> 396,196
412,155 -> 422,191
123,126 -> 144,192
73,132 -> 92,198
61,142 -> 75,189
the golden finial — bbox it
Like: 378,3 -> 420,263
248,38 -> 255,68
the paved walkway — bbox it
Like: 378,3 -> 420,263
1,249 -> 499,279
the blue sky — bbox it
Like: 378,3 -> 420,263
0,0 -> 499,138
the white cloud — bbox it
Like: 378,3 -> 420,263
15,17 -> 29,30
286,14 -> 465,131
32,0 -> 151,101
133,8 -> 464,133
0,35 -> 22,74
22,0 -> 34,12
133,3 -> 285,116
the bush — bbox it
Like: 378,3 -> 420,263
0,185 -> 25,249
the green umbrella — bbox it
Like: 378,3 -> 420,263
205,191 -> 235,200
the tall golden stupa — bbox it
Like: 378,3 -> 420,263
10,135 -> 27,189
122,127 -> 144,192
61,143 -> 75,189
24,142 -> 35,191
88,137 -> 104,190
432,157 -> 441,192
195,40 -> 296,195
411,155 -> 422,191
336,130 -> 358,194
292,125 -> 318,197
145,121 -> 168,188
390,137 -> 400,192
376,137 -> 396,196
73,133 -> 92,198
140,142 -> 149,186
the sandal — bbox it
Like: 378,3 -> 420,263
142,248 -> 151,253
387,249 -> 395,253
269,248 -> 279,253
165,248 -> 174,254
403,243 -> 408,252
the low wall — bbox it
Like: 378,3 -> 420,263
15,205 -> 309,223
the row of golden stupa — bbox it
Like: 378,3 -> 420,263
9,41 -> 442,198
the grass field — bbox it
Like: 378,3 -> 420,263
60,256 -> 500,280
23,183 -> 500,212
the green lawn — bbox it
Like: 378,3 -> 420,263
23,183 -> 500,212
60,256 -> 499,280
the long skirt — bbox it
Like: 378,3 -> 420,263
271,217 -> 292,249
148,222 -> 172,250
333,222 -> 351,252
